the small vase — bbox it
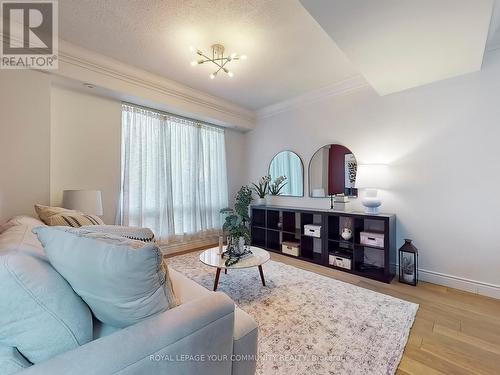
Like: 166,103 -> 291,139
341,228 -> 352,241
237,236 -> 246,255
255,197 -> 267,206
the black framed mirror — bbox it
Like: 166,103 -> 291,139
268,150 -> 304,197
308,144 -> 358,198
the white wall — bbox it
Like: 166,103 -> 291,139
225,128 -> 247,202
246,49 -> 500,298
50,86 -> 122,224
0,70 -> 51,223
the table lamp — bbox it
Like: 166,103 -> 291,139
62,190 -> 103,216
355,164 -> 388,214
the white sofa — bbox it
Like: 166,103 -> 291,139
0,217 -> 258,375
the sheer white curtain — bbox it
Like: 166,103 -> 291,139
117,104 -> 228,243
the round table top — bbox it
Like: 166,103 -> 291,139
199,246 -> 270,269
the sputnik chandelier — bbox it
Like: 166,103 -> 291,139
190,44 -> 246,79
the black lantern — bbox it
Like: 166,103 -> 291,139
399,239 -> 418,286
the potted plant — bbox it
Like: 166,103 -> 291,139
220,186 -> 252,266
269,175 -> 287,196
251,175 -> 270,205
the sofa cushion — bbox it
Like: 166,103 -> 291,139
33,226 -> 177,328
0,345 -> 31,375
0,250 -> 93,363
34,204 -> 104,227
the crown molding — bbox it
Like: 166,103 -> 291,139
257,75 -> 369,120
55,41 -> 255,130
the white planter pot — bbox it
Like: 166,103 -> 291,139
403,273 -> 414,283
255,197 -> 267,206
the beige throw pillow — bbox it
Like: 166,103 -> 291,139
34,204 -> 104,227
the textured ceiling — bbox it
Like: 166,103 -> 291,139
58,0 -> 358,110
58,0 -> 500,110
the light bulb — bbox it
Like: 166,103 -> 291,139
228,71 -> 234,78
240,55 -> 247,60
190,60 -> 198,66
210,73 -> 216,79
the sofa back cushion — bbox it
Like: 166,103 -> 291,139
0,219 -> 93,365
0,250 -> 93,364
33,227 -> 177,328
34,204 -> 104,227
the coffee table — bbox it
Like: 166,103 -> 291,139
199,246 -> 270,291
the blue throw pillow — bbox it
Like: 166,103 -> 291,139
33,227 -> 177,328
0,251 -> 93,364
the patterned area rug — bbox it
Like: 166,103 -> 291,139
169,251 -> 418,375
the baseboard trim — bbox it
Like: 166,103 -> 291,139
419,268 -> 500,299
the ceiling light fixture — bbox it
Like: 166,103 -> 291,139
190,44 -> 246,79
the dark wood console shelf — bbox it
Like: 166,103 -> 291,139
250,205 -> 396,283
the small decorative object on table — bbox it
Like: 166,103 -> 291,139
251,175 -> 270,205
399,239 -> 418,286
332,194 -> 351,211
220,186 -> 253,267
341,228 -> 352,241
218,235 -> 224,254
339,216 -> 353,241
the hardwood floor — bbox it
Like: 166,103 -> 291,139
268,252 -> 500,375
168,247 -> 500,374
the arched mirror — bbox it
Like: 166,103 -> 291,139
268,150 -> 304,197
309,144 -> 358,198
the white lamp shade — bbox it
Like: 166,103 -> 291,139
62,190 -> 103,216
355,164 -> 389,189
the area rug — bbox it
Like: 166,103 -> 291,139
169,252 -> 418,375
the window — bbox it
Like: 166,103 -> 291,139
116,104 -> 228,243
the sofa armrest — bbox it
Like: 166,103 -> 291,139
21,293 -> 235,375
232,308 -> 258,375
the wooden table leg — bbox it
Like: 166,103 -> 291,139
258,265 -> 266,286
213,268 -> 221,291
